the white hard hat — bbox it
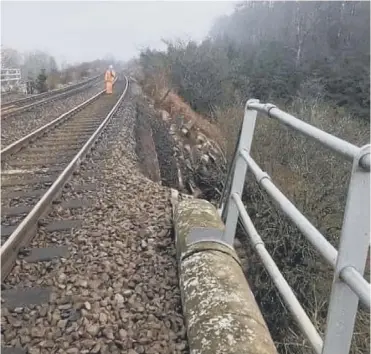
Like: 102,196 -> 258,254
109,65 -> 113,69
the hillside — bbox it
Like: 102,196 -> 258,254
130,2 -> 370,353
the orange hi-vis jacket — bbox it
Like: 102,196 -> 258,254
105,70 -> 115,94
105,69 -> 115,83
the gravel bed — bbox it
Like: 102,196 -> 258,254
1,82 -> 104,149
2,82 -> 188,354
1,92 -> 28,104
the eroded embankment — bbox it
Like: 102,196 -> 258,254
134,84 -> 370,354
134,101 -> 162,184
131,84 -> 279,354
134,97 -> 179,189
134,94 -> 226,203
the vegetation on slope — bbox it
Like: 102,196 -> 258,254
136,1 -> 370,353
141,1 -> 369,121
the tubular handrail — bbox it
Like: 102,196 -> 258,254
221,99 -> 370,354
232,193 -> 323,354
240,150 -> 339,267
246,102 -> 367,167
218,117 -> 244,215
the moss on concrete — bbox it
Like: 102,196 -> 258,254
174,198 -> 277,354
175,198 -> 224,260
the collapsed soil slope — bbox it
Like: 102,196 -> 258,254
134,91 -> 226,204
132,80 -> 370,354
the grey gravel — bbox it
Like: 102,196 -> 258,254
2,82 -> 188,354
1,92 -> 28,104
1,82 -> 104,148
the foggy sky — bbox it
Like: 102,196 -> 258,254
1,1 -> 235,65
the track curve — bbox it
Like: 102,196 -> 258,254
1,76 -> 129,280
1,75 -> 102,118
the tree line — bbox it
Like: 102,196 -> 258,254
137,3 -> 370,352
1,47 -> 122,93
140,1 -> 370,120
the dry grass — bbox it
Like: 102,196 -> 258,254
159,90 -> 225,147
137,66 -> 370,353
138,68 -> 226,154
214,105 -> 244,161
221,98 -> 370,354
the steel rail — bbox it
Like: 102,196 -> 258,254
1,75 -> 102,118
1,77 -> 118,159
1,76 -> 129,280
1,74 -> 101,110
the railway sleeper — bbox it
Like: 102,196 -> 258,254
1,174 -> 59,187
0,79 -> 132,354
8,156 -> 77,168
41,137 -> 92,143
26,147 -> 80,154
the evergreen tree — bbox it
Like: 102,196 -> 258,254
35,68 -> 47,93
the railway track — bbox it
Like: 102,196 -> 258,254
1,92 -> 26,104
1,81 -> 188,354
1,76 -> 129,281
1,75 -> 102,118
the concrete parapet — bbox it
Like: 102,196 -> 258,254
172,196 -> 277,354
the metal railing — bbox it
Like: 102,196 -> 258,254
219,99 -> 370,354
1,68 -> 21,82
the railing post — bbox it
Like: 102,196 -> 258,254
222,99 -> 259,244
322,144 -> 370,354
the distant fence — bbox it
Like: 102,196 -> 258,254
1,68 -> 22,92
219,99 -> 370,354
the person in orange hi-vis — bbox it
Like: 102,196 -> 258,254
105,65 -> 115,94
